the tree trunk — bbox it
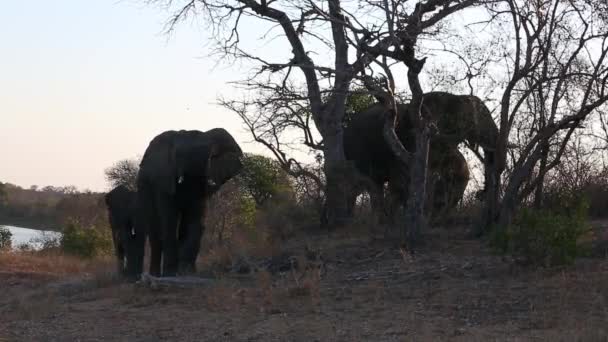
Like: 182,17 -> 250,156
321,126 -> 351,228
479,156 -> 500,235
402,61 -> 431,249
533,140 -> 549,209
496,145 -> 544,229
404,126 -> 430,248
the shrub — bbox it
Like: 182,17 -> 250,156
29,231 -> 61,251
0,225 -> 12,250
491,196 -> 591,267
16,244 -> 34,252
206,181 -> 258,245
236,154 -> 294,206
60,220 -> 112,258
104,158 -> 139,191
256,195 -> 319,242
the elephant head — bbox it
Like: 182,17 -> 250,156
397,92 -> 498,156
204,128 -> 244,195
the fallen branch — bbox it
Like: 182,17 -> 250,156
138,273 -> 217,289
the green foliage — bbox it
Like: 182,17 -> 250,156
16,244 -> 34,252
30,231 -> 61,250
491,196 -> 591,267
238,194 -> 257,228
60,220 -> 113,258
237,154 -> 293,206
343,89 -> 377,126
0,226 -> 12,250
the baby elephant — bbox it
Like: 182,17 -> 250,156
104,185 -> 137,276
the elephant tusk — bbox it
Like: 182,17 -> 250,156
131,228 -> 136,236
178,176 -> 184,184
207,179 -> 217,187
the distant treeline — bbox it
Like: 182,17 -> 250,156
0,182 -> 106,231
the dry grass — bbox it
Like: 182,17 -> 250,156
0,249 -> 114,277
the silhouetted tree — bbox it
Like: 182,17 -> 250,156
104,158 -> 139,191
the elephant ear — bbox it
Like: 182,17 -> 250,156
141,137 -> 179,195
205,143 -> 223,188
204,128 -> 243,188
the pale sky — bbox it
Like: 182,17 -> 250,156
0,1 -> 496,192
0,0 -> 274,191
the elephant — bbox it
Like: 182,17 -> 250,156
383,146 -> 470,222
104,184 -> 137,277
343,91 -> 496,221
131,128 -> 243,278
427,148 -> 470,219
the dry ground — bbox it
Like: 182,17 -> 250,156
1,223 -> 608,341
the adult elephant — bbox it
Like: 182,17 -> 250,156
343,91 -> 496,221
104,184 -> 137,277
132,128 -> 243,278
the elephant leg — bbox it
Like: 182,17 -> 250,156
155,194 -> 179,277
442,180 -> 456,216
110,225 -> 126,275
115,242 -> 126,275
123,210 -> 145,281
346,191 -> 358,217
366,175 -> 388,222
385,182 -> 400,223
369,185 -> 384,221
148,228 -> 162,277
178,200 -> 204,274
131,186 -> 157,277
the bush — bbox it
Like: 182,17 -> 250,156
60,220 -> 112,258
29,231 -> 61,250
16,244 -> 34,252
236,154 -> 294,206
491,196 -> 591,267
0,226 -> 12,250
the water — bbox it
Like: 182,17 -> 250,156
1,225 -> 62,250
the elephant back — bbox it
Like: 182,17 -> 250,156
344,103 -> 398,181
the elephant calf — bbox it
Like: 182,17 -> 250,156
104,184 -> 137,277
385,147 -> 470,222
426,148 -> 470,220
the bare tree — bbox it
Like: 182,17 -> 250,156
146,0 -> 388,226
475,0 -> 608,229
338,0 -> 478,246
104,158 -> 140,191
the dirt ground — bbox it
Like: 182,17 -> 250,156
1,223 -> 608,342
